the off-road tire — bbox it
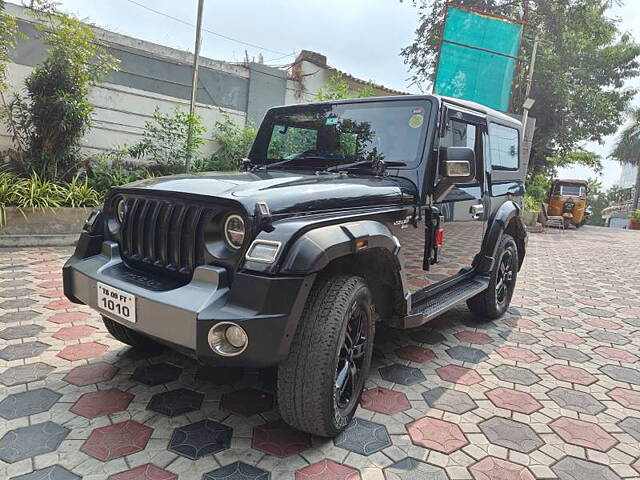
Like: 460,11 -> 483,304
277,274 -> 374,437
467,234 -> 518,319
102,316 -> 159,350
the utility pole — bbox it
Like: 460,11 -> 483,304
186,0 -> 205,172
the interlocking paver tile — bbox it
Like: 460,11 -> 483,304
548,387 -> 606,415
541,317 -> 580,329
422,386 -> 477,414
71,388 -> 134,418
0,298 -> 36,309
361,387 -> 410,415
384,458 -> 448,480
52,325 -> 97,341
108,464 -> 177,480
499,330 -> 539,344
169,419 -> 232,459
220,388 -> 274,416
48,311 -> 89,324
495,346 -> 540,363
0,324 -> 43,340
550,417 -> 618,452
63,362 -> 119,386
146,388 -> 204,417
394,344 -> 436,363
600,365 -> 640,385
545,345 -> 591,363
81,420 -> 152,461
409,328 -> 446,344
618,417 -> 640,441
13,465 -> 80,480
544,330 -> 584,344
436,364 -> 483,385
486,387 -> 542,414
0,362 -> 54,386
479,417 -> 543,453
406,416 -> 468,453
608,388 -> 640,411
0,421 -> 69,463
0,310 -> 41,323
253,420 -> 310,457
0,388 -> 61,419
469,457 -> 535,480
551,456 -> 622,480
0,340 -> 49,360
588,330 -> 630,345
594,346 -> 639,363
546,364 -> 598,386
446,345 -> 488,363
454,330 -> 493,344
379,363 -> 426,385
491,365 -> 540,386
132,362 -> 182,385
295,460 -> 359,480
57,342 -> 108,361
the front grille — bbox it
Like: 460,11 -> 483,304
120,197 -> 209,276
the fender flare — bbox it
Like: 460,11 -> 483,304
278,220 -> 401,275
477,200 -> 527,274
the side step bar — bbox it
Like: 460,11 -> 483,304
402,276 -> 490,329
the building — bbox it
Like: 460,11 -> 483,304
1,3 -> 402,158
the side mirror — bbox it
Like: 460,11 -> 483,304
441,147 -> 476,183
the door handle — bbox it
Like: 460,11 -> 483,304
470,204 -> 484,219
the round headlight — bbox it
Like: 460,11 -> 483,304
115,198 -> 126,223
224,214 -> 245,249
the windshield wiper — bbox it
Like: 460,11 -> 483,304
259,155 -> 340,171
326,160 -> 407,173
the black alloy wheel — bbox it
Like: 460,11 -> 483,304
335,302 -> 369,413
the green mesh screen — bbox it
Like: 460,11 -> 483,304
435,6 -> 522,112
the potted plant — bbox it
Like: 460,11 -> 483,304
631,209 -> 640,230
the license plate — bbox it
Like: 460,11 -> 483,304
97,283 -> 137,323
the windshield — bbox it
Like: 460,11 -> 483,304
249,100 -> 431,169
554,183 -> 586,197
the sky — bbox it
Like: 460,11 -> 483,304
49,0 -> 640,188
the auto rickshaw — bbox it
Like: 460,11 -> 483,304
548,179 -> 591,228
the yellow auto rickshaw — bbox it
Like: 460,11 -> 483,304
548,179 -> 590,228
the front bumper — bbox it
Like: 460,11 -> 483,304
63,240 -> 314,367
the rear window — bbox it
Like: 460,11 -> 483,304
489,123 -> 519,170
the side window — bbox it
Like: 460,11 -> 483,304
489,123 -> 519,170
441,119 -> 477,149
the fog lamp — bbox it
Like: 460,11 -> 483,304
208,322 -> 248,356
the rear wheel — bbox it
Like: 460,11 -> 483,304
467,234 -> 518,319
277,274 -> 374,437
102,316 -> 159,350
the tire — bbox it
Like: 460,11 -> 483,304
277,274 -> 374,437
467,234 -> 518,319
102,316 -> 159,350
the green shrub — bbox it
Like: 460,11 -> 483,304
632,209 -> 640,222
63,175 -> 101,208
195,114 -> 257,172
11,172 -> 64,209
88,153 -> 147,194
524,194 -> 540,213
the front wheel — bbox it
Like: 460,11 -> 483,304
277,275 -> 374,437
467,234 -> 518,319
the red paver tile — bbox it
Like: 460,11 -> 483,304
71,388 -> 134,418
550,417 -> 618,452
108,464 -> 177,480
406,417 -> 468,453
36,274 -> 61,281
436,365 -> 483,385
608,388 -> 640,411
495,346 -> 540,363
295,460 -> 360,480
53,325 -> 97,341
48,311 -> 89,324
544,331 -> 584,345
578,298 -> 609,307
252,420 -> 311,457
618,307 -> 640,318
486,387 -> 542,414
584,318 -> 621,330
38,280 -> 63,288
395,345 -> 436,363
63,362 -> 119,386
594,346 -> 638,363
81,420 -> 153,461
542,306 -> 576,317
469,456 -> 535,480
360,387 -> 410,415
57,342 -> 108,361
503,318 -> 538,330
40,290 -> 65,299
44,299 -> 78,310
545,365 -> 597,386
454,331 -> 493,345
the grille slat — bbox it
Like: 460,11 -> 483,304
120,197 -> 208,277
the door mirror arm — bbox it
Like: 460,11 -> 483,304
433,147 -> 476,202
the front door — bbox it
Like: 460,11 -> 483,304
393,107 -> 487,297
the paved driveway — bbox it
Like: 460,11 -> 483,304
0,227 -> 639,480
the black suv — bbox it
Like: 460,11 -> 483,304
64,95 -> 527,437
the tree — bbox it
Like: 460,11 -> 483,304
6,7 -> 119,181
0,0 -> 19,92
610,107 -> 640,210
316,72 -> 376,101
401,0 -> 640,178
585,177 -> 620,226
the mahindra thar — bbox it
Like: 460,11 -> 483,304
64,95 -> 527,437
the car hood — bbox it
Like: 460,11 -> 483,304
121,170 -> 415,215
